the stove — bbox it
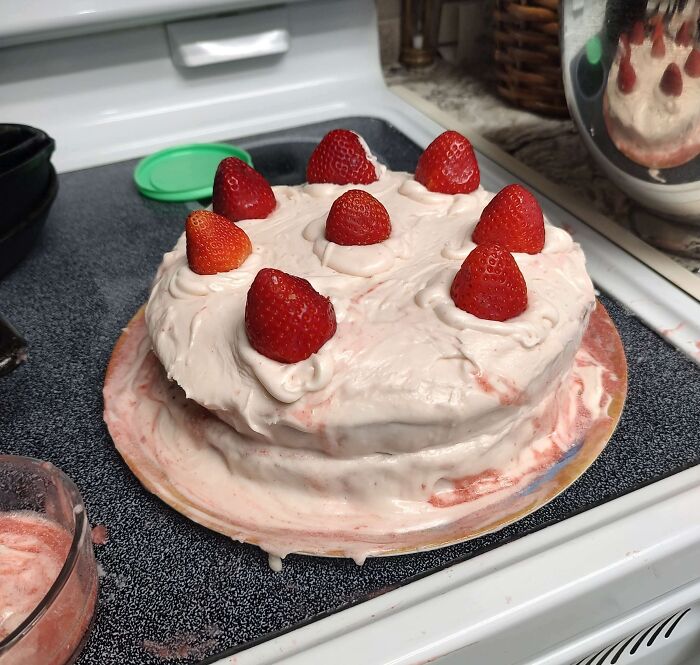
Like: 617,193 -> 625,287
1,2 -> 700,664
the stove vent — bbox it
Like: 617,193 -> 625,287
571,608 -> 692,665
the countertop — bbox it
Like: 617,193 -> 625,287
384,60 -> 700,275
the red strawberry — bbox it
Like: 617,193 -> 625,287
630,20 -> 645,44
472,184 -> 545,254
186,210 -> 252,275
213,157 -> 276,223
617,56 -> 637,93
325,190 -> 391,246
685,48 -> 700,78
306,130 -> 378,185
245,269 -> 337,363
651,35 -> 666,58
676,21 -> 693,46
660,62 -> 683,96
450,244 -> 527,322
415,130 -> 480,194
651,18 -> 664,41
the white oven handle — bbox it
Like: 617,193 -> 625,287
166,8 -> 290,68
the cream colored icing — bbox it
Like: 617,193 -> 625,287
145,169 -> 596,465
606,36 -> 700,145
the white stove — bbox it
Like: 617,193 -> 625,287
2,2 -> 700,664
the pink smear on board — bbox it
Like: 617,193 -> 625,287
91,524 -> 109,546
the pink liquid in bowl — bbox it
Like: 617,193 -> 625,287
0,510 -> 97,665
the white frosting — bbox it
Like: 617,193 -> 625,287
356,133 -> 388,180
606,36 -> 700,145
145,169 -> 596,466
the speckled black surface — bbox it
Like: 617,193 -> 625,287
0,118 -> 698,665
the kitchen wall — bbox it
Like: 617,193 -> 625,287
376,0 -> 494,67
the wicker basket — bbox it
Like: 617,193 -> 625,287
493,0 -> 568,117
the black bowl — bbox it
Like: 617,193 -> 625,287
0,165 -> 58,279
0,125 -> 55,235
0,125 -> 50,170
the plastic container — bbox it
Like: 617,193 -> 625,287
0,456 -> 98,665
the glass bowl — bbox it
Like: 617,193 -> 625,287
0,455 -> 98,665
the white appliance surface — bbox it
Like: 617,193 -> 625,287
1,1 -> 698,663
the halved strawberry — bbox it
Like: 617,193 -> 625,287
617,56 -> 637,93
676,20 -> 693,46
630,20 -> 645,44
415,130 -> 480,194
450,243 -> 528,322
685,48 -> 700,78
651,35 -> 665,58
186,210 -> 252,275
325,190 -> 391,246
660,62 -> 683,96
245,268 -> 337,364
213,157 -> 276,223
472,184 -> 545,254
306,130 -> 378,185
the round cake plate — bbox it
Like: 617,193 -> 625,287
104,301 -> 627,561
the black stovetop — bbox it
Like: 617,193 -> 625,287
1,117 -> 698,665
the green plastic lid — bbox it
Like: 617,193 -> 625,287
134,143 -> 253,202
585,35 -> 602,66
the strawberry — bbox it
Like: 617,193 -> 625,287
660,62 -> 683,96
471,184 -> 545,254
415,130 -> 480,194
186,210 -> 252,275
630,20 -> 645,45
651,18 -> 664,41
306,130 -> 378,185
651,35 -> 665,58
450,244 -> 527,322
685,48 -> 700,78
325,190 -> 391,246
213,157 -> 276,223
617,56 -> 637,93
675,20 -> 693,47
245,269 -> 337,363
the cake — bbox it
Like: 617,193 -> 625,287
104,129 -> 625,564
604,18 -> 700,169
